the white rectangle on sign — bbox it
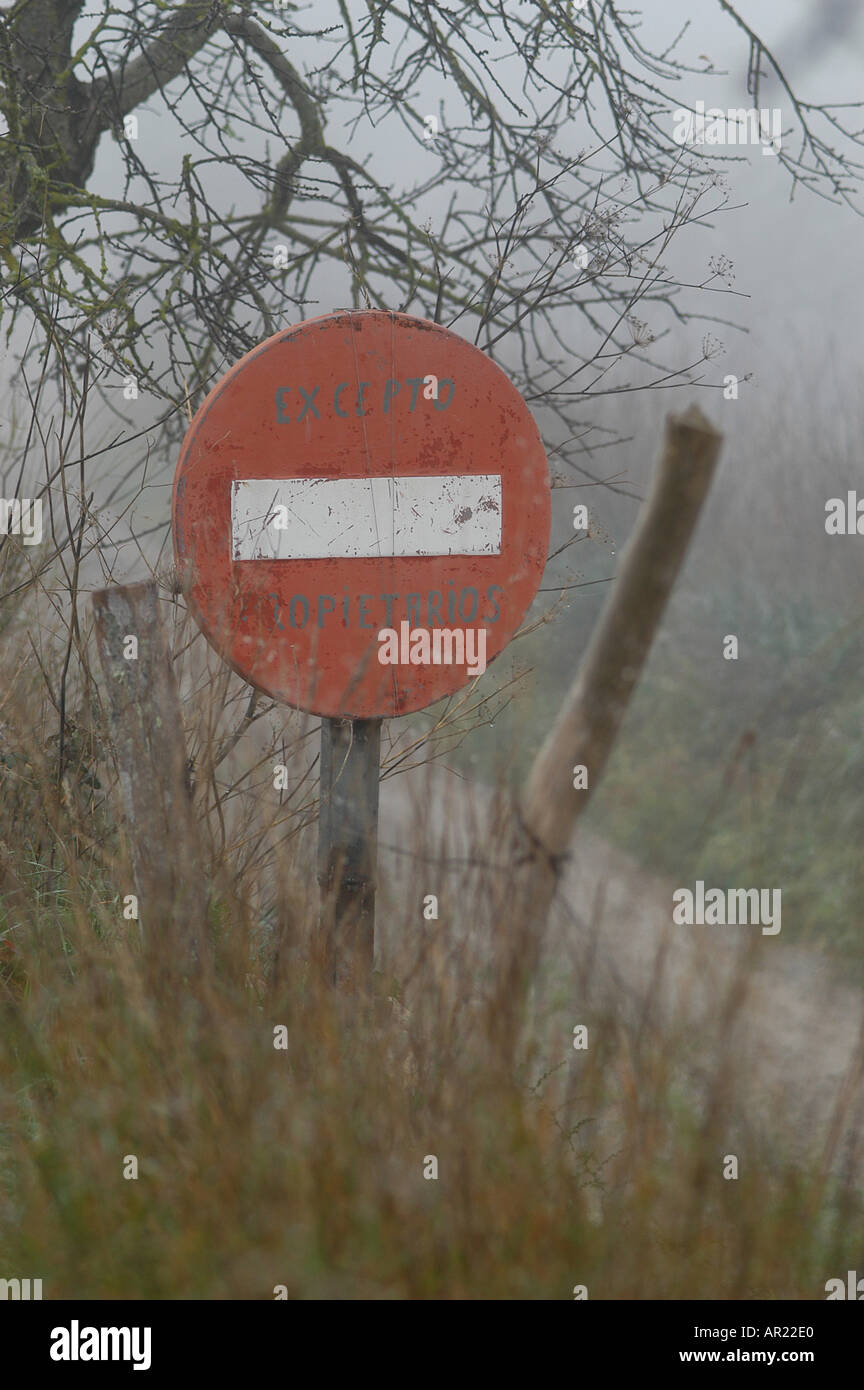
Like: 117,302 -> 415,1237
231,474 -> 502,560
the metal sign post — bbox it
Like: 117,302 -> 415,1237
172,309 -> 550,983
317,716 -> 381,985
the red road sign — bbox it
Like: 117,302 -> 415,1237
172,310 -> 550,718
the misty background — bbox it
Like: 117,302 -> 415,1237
2,0 -> 863,960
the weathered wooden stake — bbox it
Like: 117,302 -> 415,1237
92,580 -> 207,972
521,404 -> 723,858
489,405 -> 724,1051
317,716 -> 382,986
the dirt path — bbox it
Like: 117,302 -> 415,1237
376,761 -> 864,1174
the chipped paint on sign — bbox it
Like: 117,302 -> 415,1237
231,474 -> 502,561
172,309 -> 550,718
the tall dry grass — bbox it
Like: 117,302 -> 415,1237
0,365 -> 861,1300
0,617 -> 861,1300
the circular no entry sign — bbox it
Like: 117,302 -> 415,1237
172,310 -> 550,718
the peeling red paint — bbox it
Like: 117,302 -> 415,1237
171,309 -> 550,718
